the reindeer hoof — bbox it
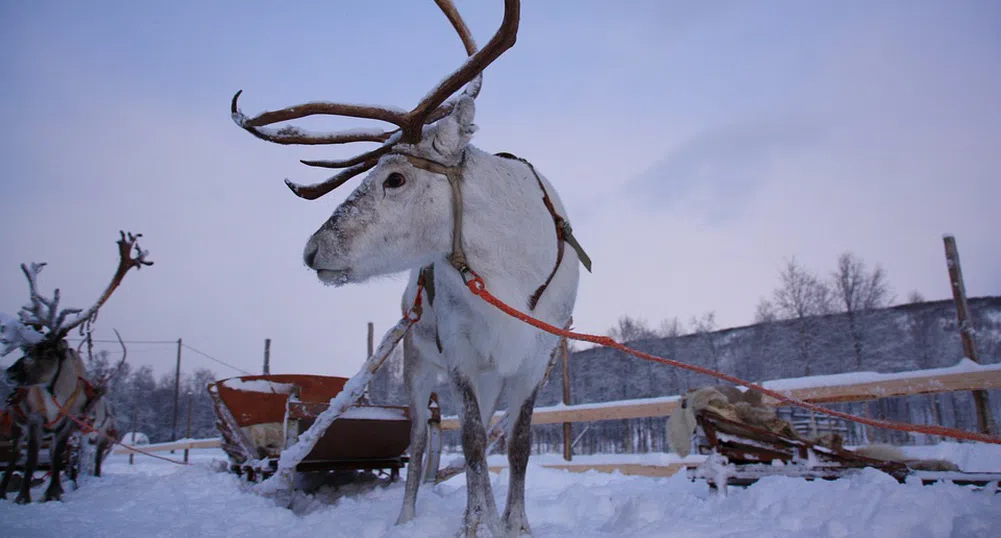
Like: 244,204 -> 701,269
15,493 -> 31,504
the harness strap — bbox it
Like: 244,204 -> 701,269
45,381 -> 84,429
401,150 -> 591,311
5,388 -> 29,423
418,264 -> 444,353
401,154 -> 473,280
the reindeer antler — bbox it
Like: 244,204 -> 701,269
231,0 -> 519,200
56,231 -> 153,337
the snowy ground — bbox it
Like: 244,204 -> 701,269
2,444 -> 1000,537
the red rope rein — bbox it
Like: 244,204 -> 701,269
60,409 -> 191,466
463,276 -> 1001,446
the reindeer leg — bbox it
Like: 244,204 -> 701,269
502,387 -> 539,537
396,363 -> 434,525
452,371 -> 502,538
95,436 -> 107,477
0,422 -> 23,499
16,421 -> 41,504
67,433 -> 80,488
44,424 -> 70,501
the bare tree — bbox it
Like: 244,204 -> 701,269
607,315 -> 657,342
656,316 -> 688,391
907,290 -> 926,304
771,258 -> 832,376
754,298 -> 778,324
830,252 -> 893,368
690,311 -> 722,381
659,316 -> 685,338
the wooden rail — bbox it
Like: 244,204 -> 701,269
441,363 -> 1001,430
111,363 -> 1001,479
111,437 -> 221,455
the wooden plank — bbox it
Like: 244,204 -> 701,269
768,368 -> 1001,405
484,462 -> 695,478
111,437 -> 222,455
441,368 -> 1001,430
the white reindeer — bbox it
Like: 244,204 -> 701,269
231,1 -> 587,535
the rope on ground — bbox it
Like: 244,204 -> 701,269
462,276 -> 1001,446
60,410 -> 191,466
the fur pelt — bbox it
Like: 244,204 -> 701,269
667,385 -> 797,457
852,443 -> 960,472
667,386 -> 960,473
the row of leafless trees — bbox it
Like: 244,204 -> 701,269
606,252 -> 895,375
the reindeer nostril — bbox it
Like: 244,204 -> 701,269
303,241 -> 319,269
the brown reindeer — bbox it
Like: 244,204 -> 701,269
0,231 -> 151,503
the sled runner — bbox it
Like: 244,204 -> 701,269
688,409 -> 1001,491
208,374 -> 415,484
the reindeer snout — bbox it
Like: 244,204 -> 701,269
303,238 -> 319,269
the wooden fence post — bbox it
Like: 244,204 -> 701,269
184,391 -> 193,463
170,337 -> 182,451
129,404 -> 137,465
943,234 -> 995,435
263,338 -> 271,375
562,334 -> 573,462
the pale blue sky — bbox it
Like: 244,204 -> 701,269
2,1 -> 999,378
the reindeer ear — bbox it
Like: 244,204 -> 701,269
452,95 -> 477,134
429,95 -> 477,161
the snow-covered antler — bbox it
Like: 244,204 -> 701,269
230,0 -> 519,200
56,231 -> 153,337
17,262 -> 75,332
7,230 -> 152,346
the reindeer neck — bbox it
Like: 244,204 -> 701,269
445,147 -> 573,310
48,349 -> 81,401
46,349 -> 66,393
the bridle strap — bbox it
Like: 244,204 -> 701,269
495,152 -> 572,310
400,154 -> 473,280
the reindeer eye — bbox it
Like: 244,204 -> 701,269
383,172 -> 406,190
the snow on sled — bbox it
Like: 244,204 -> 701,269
207,374 -> 411,483
687,409 -> 1001,492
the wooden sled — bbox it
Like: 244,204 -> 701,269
208,374 -> 421,486
1,417 -> 99,491
687,409 -> 1001,492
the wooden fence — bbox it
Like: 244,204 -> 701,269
440,363 -> 1001,430
112,363 -> 1001,476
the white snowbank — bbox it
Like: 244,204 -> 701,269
2,443 -> 999,537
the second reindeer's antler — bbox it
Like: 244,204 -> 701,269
18,231 -> 153,340
231,0 -> 520,200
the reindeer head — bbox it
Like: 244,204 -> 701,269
4,339 -> 74,386
231,0 -> 520,285
1,231 -> 152,386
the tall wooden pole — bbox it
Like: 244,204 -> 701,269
561,336 -> 573,461
263,338 -> 271,375
943,235 -> 994,435
363,322 -> 375,402
367,322 -> 375,357
171,338 -> 182,449
184,391 -> 193,463
129,404 -> 137,465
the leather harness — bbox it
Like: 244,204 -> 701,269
400,149 -> 592,353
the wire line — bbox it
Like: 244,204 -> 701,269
181,343 -> 253,376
